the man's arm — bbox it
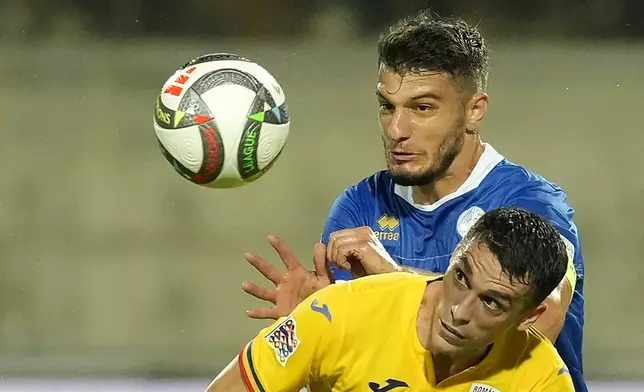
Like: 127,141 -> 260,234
207,283 -> 346,392
505,188 -> 584,343
205,357 -> 246,392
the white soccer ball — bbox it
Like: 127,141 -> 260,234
153,53 -> 290,188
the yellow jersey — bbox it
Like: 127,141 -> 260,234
238,272 -> 573,392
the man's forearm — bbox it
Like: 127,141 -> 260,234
205,357 -> 247,392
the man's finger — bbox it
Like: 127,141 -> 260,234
245,307 -> 280,320
312,242 -> 331,283
327,233 -> 342,266
326,230 -> 351,261
329,235 -> 356,268
348,258 -> 368,278
241,282 -> 277,303
328,227 -> 373,246
335,243 -> 368,277
268,235 -> 301,271
245,253 -> 283,285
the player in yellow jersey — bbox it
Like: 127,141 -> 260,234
206,207 -> 574,392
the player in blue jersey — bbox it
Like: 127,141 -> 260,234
240,9 -> 586,391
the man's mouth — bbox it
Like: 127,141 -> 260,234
440,319 -> 466,340
390,150 -> 417,162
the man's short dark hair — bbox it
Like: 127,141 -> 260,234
377,9 -> 489,93
463,207 -> 568,307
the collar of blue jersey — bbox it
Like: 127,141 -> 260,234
393,143 -> 504,212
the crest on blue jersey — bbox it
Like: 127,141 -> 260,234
264,316 -> 300,366
456,206 -> 485,237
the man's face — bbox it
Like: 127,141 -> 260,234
431,239 -> 541,356
377,65 -> 471,186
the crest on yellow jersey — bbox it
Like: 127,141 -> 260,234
264,316 -> 300,366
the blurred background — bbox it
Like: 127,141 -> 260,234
0,0 -> 642,391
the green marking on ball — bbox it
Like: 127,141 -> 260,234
241,127 -> 258,174
248,112 -> 265,122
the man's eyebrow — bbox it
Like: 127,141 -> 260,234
376,90 -> 442,101
409,91 -> 442,101
483,290 -> 514,305
460,251 -> 516,306
460,252 -> 473,276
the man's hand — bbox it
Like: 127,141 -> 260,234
242,235 -> 332,320
327,227 -> 402,277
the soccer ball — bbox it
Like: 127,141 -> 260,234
153,53 -> 290,188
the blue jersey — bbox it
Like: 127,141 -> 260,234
321,144 -> 586,392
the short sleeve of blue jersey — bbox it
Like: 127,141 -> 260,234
504,181 -> 586,390
320,184 -> 370,282
503,181 -> 585,285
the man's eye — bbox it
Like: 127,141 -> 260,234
416,104 -> 432,111
482,297 -> 501,311
379,103 -> 394,111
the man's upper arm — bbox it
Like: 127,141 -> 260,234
506,186 -> 584,341
321,187 -> 367,281
506,188 -> 584,294
512,187 -> 589,390
236,284 -> 346,392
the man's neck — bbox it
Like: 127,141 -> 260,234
411,136 -> 485,205
431,347 -> 490,385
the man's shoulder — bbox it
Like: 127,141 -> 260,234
342,170 -> 394,198
319,273 -> 435,314
470,328 -> 573,390
488,159 -> 568,199
500,327 -> 569,380
319,274 -> 436,347
487,161 -> 577,230
343,271 -> 438,293
328,171 -> 397,220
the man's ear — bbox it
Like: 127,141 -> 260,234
517,302 -> 547,332
465,92 -> 489,133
